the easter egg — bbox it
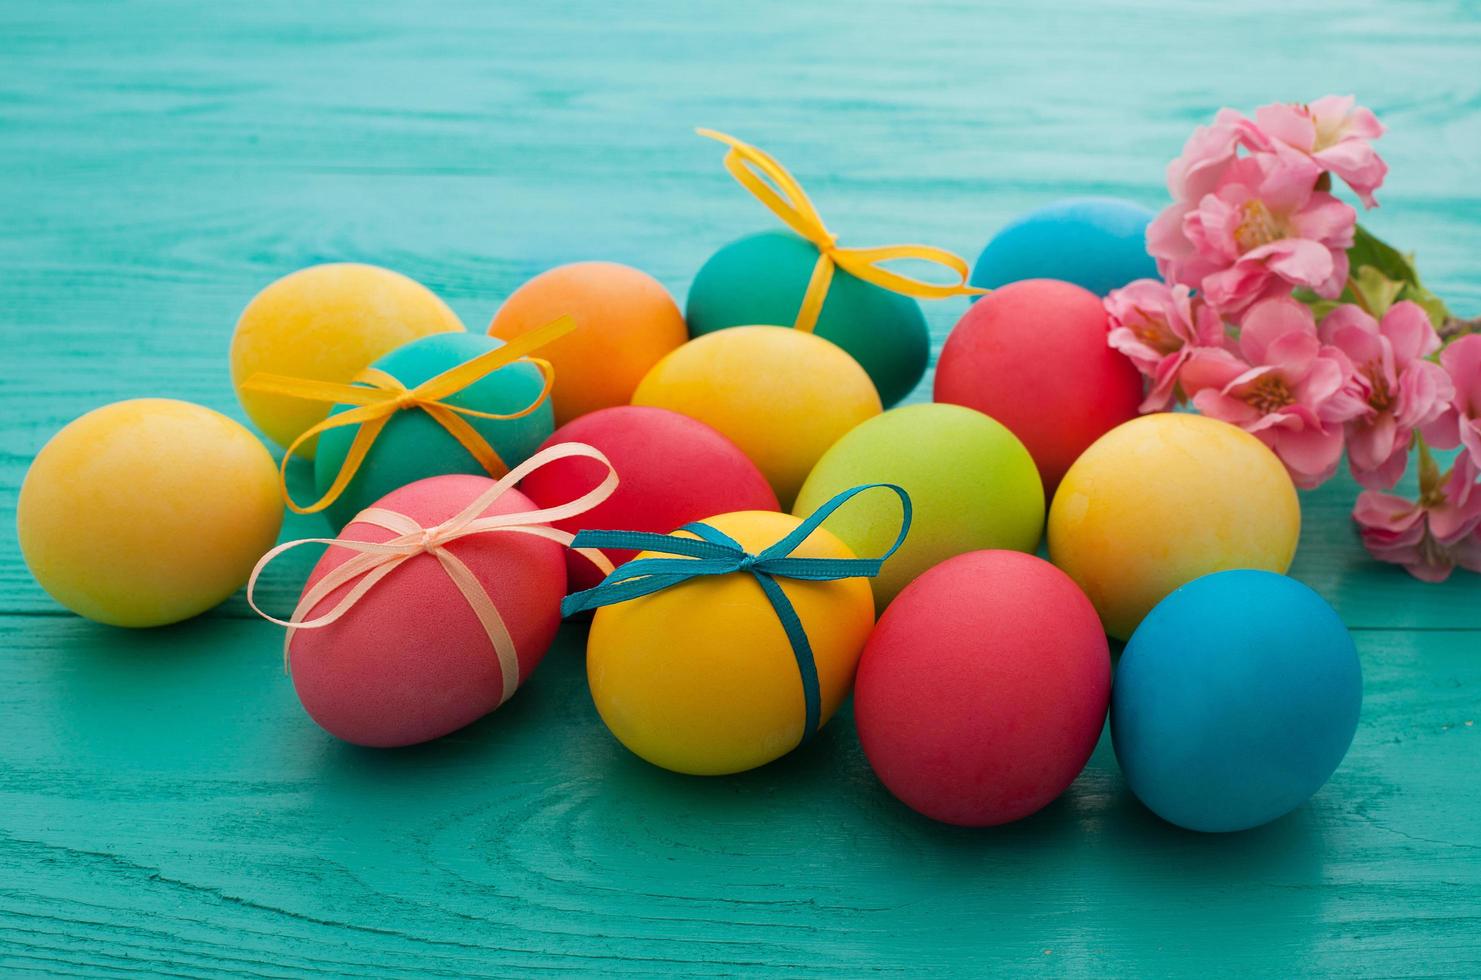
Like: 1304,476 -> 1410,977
793,403 -> 1043,607
934,279 -> 1143,493
632,326 -> 881,508
1113,570 -> 1362,832
970,197 -> 1158,296
518,406 -> 779,590
314,332 -> 554,530
586,510 -> 874,775
488,262 -> 688,424
231,263 -> 463,455
288,475 -> 567,747
18,399 -> 283,627
855,551 -> 1110,826
1048,413 -> 1300,641
686,230 -> 930,407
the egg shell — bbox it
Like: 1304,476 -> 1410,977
970,197 -> 1158,297
632,326 -> 881,508
231,263 -> 464,455
1048,413 -> 1301,640
314,332 -> 554,531
586,510 -> 875,775
686,230 -> 930,407
793,403 -> 1043,607
1112,570 -> 1362,832
288,475 -> 567,747
855,551 -> 1110,826
488,262 -> 688,425
934,279 -> 1143,494
18,399 -> 283,628
518,406 -> 779,591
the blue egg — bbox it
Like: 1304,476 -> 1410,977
1111,570 -> 1362,833
971,197 -> 1158,297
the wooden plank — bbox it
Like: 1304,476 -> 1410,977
0,616 -> 1476,976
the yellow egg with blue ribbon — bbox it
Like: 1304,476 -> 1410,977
241,318 -> 573,530
685,130 -> 984,407
564,484 -> 912,776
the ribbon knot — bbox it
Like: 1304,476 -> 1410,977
561,482 -> 912,742
697,128 -> 986,333
389,388 -> 421,412
248,442 -> 621,704
240,315 -> 576,515
409,526 -> 443,554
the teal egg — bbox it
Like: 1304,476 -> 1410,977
314,332 -> 554,530
686,230 -> 929,407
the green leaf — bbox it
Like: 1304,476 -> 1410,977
1347,223 -> 1453,327
1348,265 -> 1405,317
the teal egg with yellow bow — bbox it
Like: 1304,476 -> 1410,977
313,333 -> 554,530
686,230 -> 930,407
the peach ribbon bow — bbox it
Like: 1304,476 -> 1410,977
247,441 -> 618,702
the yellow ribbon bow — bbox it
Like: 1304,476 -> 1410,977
241,315 -> 575,515
697,128 -> 986,333
246,441 -> 619,696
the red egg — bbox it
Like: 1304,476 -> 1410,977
854,550 -> 1110,827
518,406 -> 779,590
288,474 -> 567,747
934,279 -> 1142,493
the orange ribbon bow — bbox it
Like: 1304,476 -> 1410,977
698,128 -> 986,332
241,315 -> 575,515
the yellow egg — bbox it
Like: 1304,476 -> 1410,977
631,326 -> 881,508
18,399 -> 284,628
230,263 -> 464,455
1048,413 -> 1300,640
586,510 -> 875,775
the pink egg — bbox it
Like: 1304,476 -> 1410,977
288,474 -> 567,747
934,279 -> 1142,494
854,550 -> 1110,826
519,406 -> 779,590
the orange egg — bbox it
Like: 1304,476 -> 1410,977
489,262 -> 688,424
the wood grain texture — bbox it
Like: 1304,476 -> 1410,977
1,0 -> 1478,975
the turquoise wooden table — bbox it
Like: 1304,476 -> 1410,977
3,1 -> 1479,975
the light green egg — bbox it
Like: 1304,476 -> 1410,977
793,403 -> 1044,608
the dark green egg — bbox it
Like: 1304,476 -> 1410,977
685,230 -> 929,407
314,332 -> 554,531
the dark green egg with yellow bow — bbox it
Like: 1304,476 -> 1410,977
687,230 -> 931,408
241,317 -> 572,531
685,130 -> 984,408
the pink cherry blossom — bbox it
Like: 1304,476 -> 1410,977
1319,301 -> 1455,489
1148,153 -> 1356,318
1252,96 -> 1387,207
1164,109 -> 1248,203
1180,298 -> 1364,488
1351,456 -> 1481,582
1423,334 -> 1481,471
1104,280 -> 1228,412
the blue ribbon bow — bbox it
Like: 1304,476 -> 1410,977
561,483 -> 912,741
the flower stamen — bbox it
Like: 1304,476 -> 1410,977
1234,200 -> 1285,252
1246,374 -> 1295,414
